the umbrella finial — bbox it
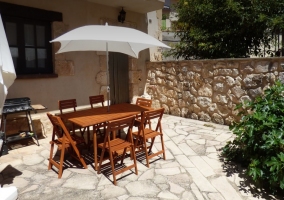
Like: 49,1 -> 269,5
105,22 -> 108,26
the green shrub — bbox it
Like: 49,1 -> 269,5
222,80 -> 284,192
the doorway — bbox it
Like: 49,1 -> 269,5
109,52 -> 129,104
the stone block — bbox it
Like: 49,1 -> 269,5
217,104 -> 230,117
55,60 -> 74,76
129,70 -> 142,84
161,104 -> 170,113
170,106 -> 181,116
225,76 -> 235,86
197,97 -> 211,108
212,113 -> 224,125
197,83 -> 212,97
95,71 -> 107,85
165,66 -> 176,75
99,55 -> 107,71
52,21 -> 67,38
240,61 -> 254,74
227,61 -> 239,69
243,74 -> 264,88
248,87 -> 263,98
177,73 -> 185,81
198,111 -> 211,122
255,61 -> 277,73
231,86 -> 246,98
129,57 -> 138,70
232,69 -> 239,76
202,66 -> 213,78
214,61 -> 226,69
279,72 -> 284,83
130,84 -> 139,97
216,69 -> 233,76
99,86 -> 107,98
213,94 -> 228,104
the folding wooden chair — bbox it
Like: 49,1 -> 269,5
97,115 -> 138,185
132,108 -> 166,167
89,95 -> 105,108
89,95 -> 106,139
134,97 -> 152,127
58,99 -> 86,137
47,113 -> 87,178
136,97 -> 152,107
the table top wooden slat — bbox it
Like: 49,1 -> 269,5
59,103 -> 151,127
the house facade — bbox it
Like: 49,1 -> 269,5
0,0 -> 165,111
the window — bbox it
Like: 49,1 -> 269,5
0,2 -> 62,76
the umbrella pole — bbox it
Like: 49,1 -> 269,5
106,42 -> 110,112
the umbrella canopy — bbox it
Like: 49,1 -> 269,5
50,24 -> 170,110
0,14 -> 16,114
51,24 -> 170,58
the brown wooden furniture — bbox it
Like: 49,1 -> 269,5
59,103 -> 152,170
47,113 -> 87,178
132,108 -> 166,167
97,115 -> 138,185
136,98 -> 152,107
89,95 -> 105,108
89,95 -> 106,138
58,99 -> 77,114
134,98 -> 152,127
58,99 -> 86,137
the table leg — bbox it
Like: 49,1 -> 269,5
93,131 -> 97,171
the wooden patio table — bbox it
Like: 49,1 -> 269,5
59,103 -> 152,170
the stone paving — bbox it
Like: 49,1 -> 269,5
0,114 -> 280,200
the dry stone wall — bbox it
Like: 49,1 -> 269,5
146,58 -> 284,125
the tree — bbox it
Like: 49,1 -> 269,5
169,0 -> 284,59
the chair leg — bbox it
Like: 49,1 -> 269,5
58,145 -> 66,178
94,132 -> 98,171
131,145 -> 138,175
143,137 -> 150,168
69,142 -> 87,169
48,142 -> 55,170
148,137 -> 156,153
160,135 -> 166,160
98,142 -> 106,174
120,148 -> 127,165
109,151 -> 117,185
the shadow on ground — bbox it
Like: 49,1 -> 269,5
220,157 -> 283,200
0,165 -> 22,187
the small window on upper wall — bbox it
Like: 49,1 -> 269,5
0,2 -> 62,76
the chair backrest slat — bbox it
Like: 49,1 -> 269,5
140,108 -> 164,130
107,115 -> 135,133
136,98 -> 152,107
58,99 -> 77,114
89,95 -> 104,108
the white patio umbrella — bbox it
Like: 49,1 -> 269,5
51,24 -> 170,111
0,14 -> 16,114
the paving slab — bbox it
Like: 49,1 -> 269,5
0,114 -> 280,200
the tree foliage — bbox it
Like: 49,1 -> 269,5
169,0 -> 284,59
222,80 -> 284,192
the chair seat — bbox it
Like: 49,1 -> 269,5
98,138 -> 132,152
133,128 -> 161,139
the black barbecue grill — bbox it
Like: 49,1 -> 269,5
0,97 -> 39,155
2,97 -> 34,114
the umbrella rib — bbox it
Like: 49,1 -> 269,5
56,40 -> 72,53
126,42 -> 138,58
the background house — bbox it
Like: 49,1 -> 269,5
0,0 -> 165,111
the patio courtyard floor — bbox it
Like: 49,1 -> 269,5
0,114 -> 281,200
